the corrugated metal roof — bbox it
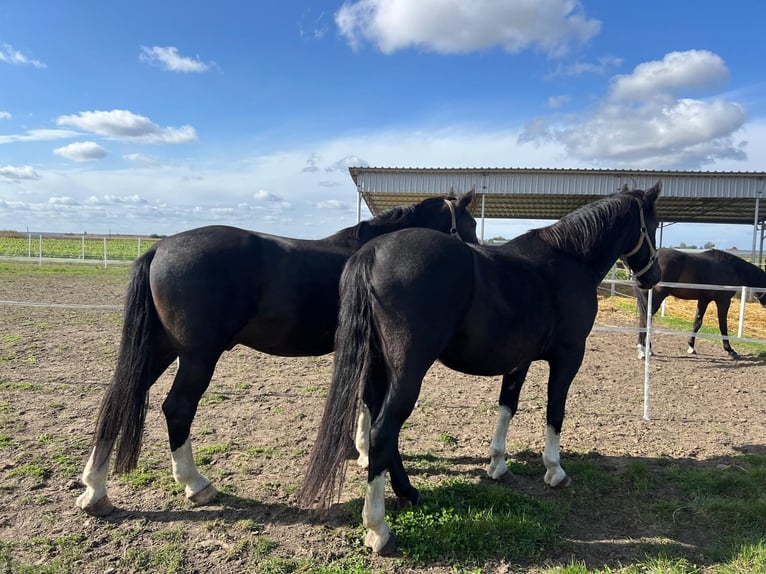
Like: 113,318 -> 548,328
349,167 -> 766,225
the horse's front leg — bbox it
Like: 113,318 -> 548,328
542,353 -> 583,488
715,299 -> 738,358
163,356 -> 219,505
487,367 -> 528,479
688,299 -> 710,355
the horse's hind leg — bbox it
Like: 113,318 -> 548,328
488,366 -> 528,479
688,300 -> 710,355
77,349 -> 175,516
163,353 -> 220,505
363,373 -> 424,554
715,298 -> 738,357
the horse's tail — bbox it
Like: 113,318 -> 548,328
298,249 -> 379,511
93,247 -> 160,474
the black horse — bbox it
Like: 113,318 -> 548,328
298,183 -> 662,554
635,248 -> 766,359
76,191 -> 477,516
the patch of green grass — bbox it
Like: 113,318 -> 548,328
246,446 -> 285,459
0,381 -> 43,391
195,443 -> 231,465
437,432 -> 458,447
120,464 -> 164,489
8,462 -> 50,481
0,434 -> 11,448
198,392 -> 227,406
301,384 -> 327,396
389,478 -> 561,565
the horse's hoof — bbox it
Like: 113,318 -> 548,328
550,475 -> 573,489
397,489 -> 421,508
377,532 -> 399,556
189,483 -> 218,506
77,494 -> 115,517
728,351 -> 739,359
687,347 -> 697,355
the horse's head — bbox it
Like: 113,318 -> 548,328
622,181 -> 662,289
433,188 -> 478,243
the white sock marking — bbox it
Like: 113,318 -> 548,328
542,424 -> 567,487
487,405 -> 512,479
355,405 -> 371,468
170,438 -> 211,498
362,472 -> 391,553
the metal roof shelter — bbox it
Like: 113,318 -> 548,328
349,167 -> 765,262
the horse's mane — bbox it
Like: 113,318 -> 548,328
534,190 -> 639,256
330,196 -> 449,241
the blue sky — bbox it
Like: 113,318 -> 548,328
1,1 -> 765,248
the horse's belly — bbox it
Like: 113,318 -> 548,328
234,322 -> 334,357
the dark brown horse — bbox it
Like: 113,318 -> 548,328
76,191 -> 477,516
635,248 -> 766,358
298,183 -> 662,554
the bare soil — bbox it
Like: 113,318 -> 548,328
0,265 -> 765,573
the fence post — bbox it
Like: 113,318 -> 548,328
38,234 -> 42,267
737,285 -> 747,338
137,237 -> 141,259
103,237 -> 107,269
610,265 -> 616,296
643,287 -> 653,421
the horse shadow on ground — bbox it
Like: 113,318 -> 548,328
346,446 -> 764,570
95,445 -> 765,571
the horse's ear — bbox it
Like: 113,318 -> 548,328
645,180 -> 662,203
458,187 -> 475,208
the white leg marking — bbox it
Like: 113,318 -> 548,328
542,425 -> 567,487
362,472 -> 392,553
355,405 -> 371,468
76,445 -> 111,512
487,405 -> 512,479
687,345 -> 697,355
637,343 -> 646,360
171,438 -> 213,501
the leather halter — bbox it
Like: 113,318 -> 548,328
444,198 -> 458,235
621,199 -> 657,279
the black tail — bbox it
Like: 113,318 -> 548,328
92,247 -> 161,474
298,249 -> 380,510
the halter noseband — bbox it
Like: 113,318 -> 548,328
621,199 -> 657,279
444,198 -> 458,235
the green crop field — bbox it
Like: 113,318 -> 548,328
0,234 -> 159,262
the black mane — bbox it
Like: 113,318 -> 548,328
535,190 -> 639,256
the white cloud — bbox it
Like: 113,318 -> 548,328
0,128 -> 80,144
0,111 -> 10,120
315,199 -> 350,210
0,43 -> 46,68
335,0 -> 600,55
326,154 -> 368,172
56,109 -> 198,143
546,95 -> 571,109
0,165 -> 40,181
123,153 -> 160,166
546,55 -> 622,78
48,196 -> 78,205
53,141 -> 108,162
139,46 -> 210,73
254,189 -> 284,202
520,50 -> 747,168
610,50 -> 728,103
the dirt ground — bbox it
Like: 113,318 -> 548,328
0,265 -> 765,573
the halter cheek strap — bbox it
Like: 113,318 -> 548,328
444,199 -> 458,235
621,199 -> 658,279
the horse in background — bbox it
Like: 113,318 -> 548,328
635,248 -> 766,359
76,191 -> 477,517
298,183 -> 662,554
